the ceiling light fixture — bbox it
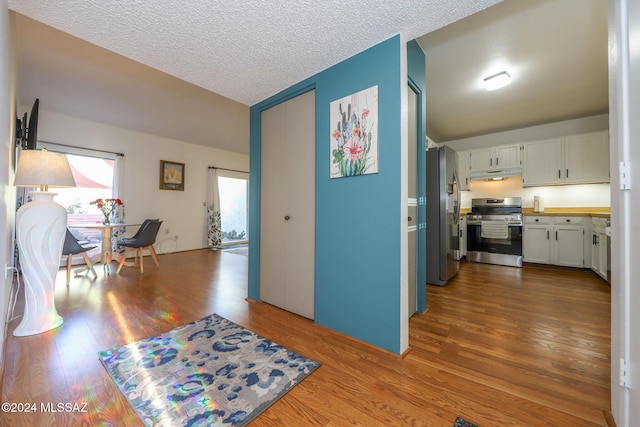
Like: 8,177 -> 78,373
483,71 -> 511,91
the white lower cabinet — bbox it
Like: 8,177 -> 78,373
523,223 -> 552,264
553,223 -> 585,268
523,216 -> 584,267
591,217 -> 609,280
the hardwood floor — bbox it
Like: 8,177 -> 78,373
1,251 -> 610,426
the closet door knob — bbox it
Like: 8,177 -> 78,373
408,216 -> 413,222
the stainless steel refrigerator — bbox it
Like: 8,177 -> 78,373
426,145 -> 461,286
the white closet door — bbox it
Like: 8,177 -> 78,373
260,102 -> 287,308
260,90 -> 315,319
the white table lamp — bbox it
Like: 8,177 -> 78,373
13,149 -> 76,336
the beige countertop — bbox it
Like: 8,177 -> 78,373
461,207 -> 610,218
521,208 -> 610,217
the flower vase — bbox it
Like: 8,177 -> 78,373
103,214 -> 111,225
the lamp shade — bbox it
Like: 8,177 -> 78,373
14,149 -> 76,189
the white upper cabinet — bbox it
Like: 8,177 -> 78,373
469,147 -> 494,173
522,138 -> 564,186
522,130 -> 609,187
469,143 -> 521,177
495,144 -> 521,169
457,150 -> 471,191
564,131 -> 610,184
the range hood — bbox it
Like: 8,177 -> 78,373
469,167 -> 522,181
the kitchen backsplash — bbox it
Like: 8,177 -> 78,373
459,176 -> 610,209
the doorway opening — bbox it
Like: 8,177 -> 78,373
218,174 -> 249,246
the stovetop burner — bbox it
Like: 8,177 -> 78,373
469,197 -> 523,223
471,197 -> 522,214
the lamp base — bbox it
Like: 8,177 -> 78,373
12,313 -> 63,337
13,191 -> 66,337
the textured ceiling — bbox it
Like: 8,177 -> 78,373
9,0 -> 606,154
13,14 -> 251,154
8,0 -> 500,106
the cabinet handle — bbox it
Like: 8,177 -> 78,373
592,234 -> 596,245
408,216 -> 412,222
566,169 -> 569,178
496,157 -> 499,166
556,231 -> 558,240
558,170 -> 561,179
547,230 -> 549,240
566,219 -> 570,222
284,215 -> 290,220
490,158 -> 493,167
535,218 -> 539,222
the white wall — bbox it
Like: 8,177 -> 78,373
461,177 -> 610,209
444,114 -> 609,150
0,3 -> 16,370
29,108 -> 249,254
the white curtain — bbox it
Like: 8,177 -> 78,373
207,168 -> 222,247
111,154 -> 126,253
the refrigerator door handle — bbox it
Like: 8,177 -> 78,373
452,170 -> 461,224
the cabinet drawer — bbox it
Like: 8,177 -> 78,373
553,216 -> 584,225
524,216 -> 552,224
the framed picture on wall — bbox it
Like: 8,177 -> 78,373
160,160 -> 185,191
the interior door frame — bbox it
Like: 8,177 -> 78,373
408,77 -> 427,314
248,84 -> 317,302
407,83 -> 418,317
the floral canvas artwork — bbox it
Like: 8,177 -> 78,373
330,86 -> 378,178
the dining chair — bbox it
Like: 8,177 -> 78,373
62,229 -> 98,286
120,218 -> 158,243
116,220 -> 163,274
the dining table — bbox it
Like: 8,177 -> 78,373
68,222 -> 141,273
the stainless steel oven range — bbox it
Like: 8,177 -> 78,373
466,197 -> 523,267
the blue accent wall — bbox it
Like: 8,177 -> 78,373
407,40 -> 427,313
249,35 -> 404,353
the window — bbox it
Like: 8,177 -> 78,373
38,143 -> 120,247
218,174 -> 249,245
